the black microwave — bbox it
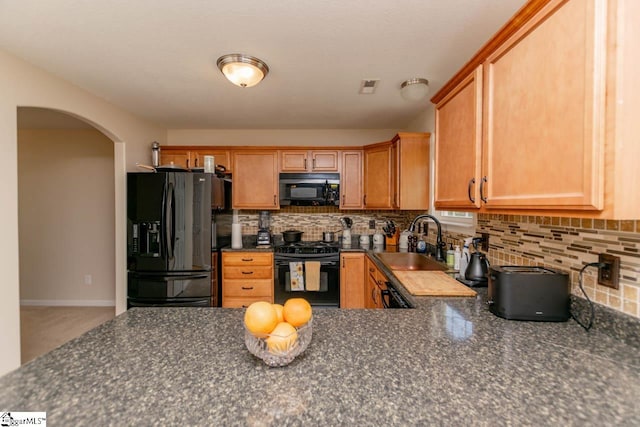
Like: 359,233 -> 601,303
279,173 -> 340,206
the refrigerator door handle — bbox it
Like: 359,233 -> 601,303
166,181 -> 175,260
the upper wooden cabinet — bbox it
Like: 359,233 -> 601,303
483,0 -> 605,211
340,150 -> 363,209
159,147 -> 192,169
363,142 -> 395,209
232,151 -> 279,209
280,150 -> 339,172
192,149 -> 231,172
434,66 -> 483,210
432,0 -> 639,218
159,147 -> 230,171
393,133 -> 430,210
363,133 -> 430,210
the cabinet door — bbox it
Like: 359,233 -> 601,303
159,149 -> 191,169
482,0 -> 605,210
233,151 -> 279,209
363,143 -> 394,209
193,149 -> 231,172
280,150 -> 308,172
365,258 -> 378,309
434,66 -> 483,209
340,151 -> 363,209
340,253 -> 365,308
311,151 -> 339,171
395,133 -> 430,210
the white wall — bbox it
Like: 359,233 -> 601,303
167,129 -> 399,146
404,104 -> 435,133
0,48 -> 166,376
18,129 -> 115,305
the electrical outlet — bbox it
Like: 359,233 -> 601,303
598,253 -> 620,289
84,274 -> 92,285
369,220 -> 376,229
481,233 -> 490,252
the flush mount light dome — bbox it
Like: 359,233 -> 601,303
216,54 -> 269,88
400,78 -> 430,101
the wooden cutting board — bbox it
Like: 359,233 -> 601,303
393,271 -> 477,297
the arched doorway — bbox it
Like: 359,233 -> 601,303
17,107 -> 125,363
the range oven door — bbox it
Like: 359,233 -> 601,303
274,254 -> 340,307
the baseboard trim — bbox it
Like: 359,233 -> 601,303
20,299 -> 115,307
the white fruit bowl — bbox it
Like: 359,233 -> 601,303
244,317 -> 313,367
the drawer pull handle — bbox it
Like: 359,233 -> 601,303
241,286 -> 254,290
241,271 -> 254,275
241,258 -> 253,262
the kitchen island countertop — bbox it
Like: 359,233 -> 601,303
1,293 -> 639,425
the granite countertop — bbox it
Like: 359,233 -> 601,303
1,292 -> 639,424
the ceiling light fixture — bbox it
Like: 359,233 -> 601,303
400,78 -> 430,101
216,54 -> 269,88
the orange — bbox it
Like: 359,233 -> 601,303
265,322 -> 298,354
244,301 -> 278,337
283,298 -> 312,328
272,304 -> 285,323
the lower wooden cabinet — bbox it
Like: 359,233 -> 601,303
340,252 -> 365,308
365,256 -> 387,309
222,252 -> 273,308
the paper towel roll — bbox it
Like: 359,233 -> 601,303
231,223 -> 243,249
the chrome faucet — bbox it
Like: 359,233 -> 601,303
408,214 -> 446,262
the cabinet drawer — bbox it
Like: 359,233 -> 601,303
222,296 -> 273,308
222,253 -> 273,266
224,266 -> 273,280
224,279 -> 273,297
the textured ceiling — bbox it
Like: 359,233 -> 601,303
0,0 -> 526,129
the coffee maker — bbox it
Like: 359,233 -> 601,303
256,211 -> 272,247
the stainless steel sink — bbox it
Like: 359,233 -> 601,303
375,252 -> 447,271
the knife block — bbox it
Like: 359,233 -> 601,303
386,230 -> 398,247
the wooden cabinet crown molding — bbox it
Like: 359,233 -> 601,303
430,0 -> 554,104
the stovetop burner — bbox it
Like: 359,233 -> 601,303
274,241 -> 341,254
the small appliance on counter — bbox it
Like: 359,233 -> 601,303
487,266 -> 570,321
458,237 -> 489,287
256,210 -> 272,247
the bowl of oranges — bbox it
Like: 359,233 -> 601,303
243,298 -> 313,367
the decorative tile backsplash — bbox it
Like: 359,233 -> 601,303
474,214 -> 640,319
236,207 -> 418,242
234,207 -> 640,319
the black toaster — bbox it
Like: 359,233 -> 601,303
487,266 -> 570,321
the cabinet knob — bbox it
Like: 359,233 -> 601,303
241,271 -> 254,275
363,194 -> 367,206
304,158 -> 307,170
241,258 -> 253,262
241,286 -> 254,290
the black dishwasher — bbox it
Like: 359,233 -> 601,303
381,283 -> 413,309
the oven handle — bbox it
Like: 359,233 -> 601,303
274,257 -> 339,266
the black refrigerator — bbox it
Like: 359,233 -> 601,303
127,172 -> 212,307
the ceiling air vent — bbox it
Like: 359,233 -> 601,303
359,79 -> 380,94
